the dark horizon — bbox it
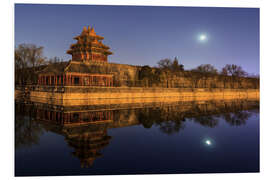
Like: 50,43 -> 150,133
15,4 -> 260,75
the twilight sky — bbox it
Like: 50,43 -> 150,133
15,4 -> 259,74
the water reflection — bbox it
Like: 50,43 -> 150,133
15,99 -> 259,169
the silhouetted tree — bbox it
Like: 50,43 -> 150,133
15,44 -> 46,85
221,64 -> 247,88
192,64 -> 218,88
157,58 -> 172,70
193,64 -> 218,74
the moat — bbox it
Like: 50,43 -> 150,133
15,99 -> 259,176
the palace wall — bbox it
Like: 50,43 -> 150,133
15,86 -> 259,106
77,62 -> 258,89
82,61 -> 140,83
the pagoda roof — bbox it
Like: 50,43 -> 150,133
65,62 -> 112,74
39,61 -> 69,74
74,26 -> 104,40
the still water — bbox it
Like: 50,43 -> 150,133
15,99 -> 259,176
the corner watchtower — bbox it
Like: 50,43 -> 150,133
67,26 -> 113,62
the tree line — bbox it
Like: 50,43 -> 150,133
138,57 -> 259,89
15,43 -> 259,89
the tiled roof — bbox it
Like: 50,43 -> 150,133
39,61 -> 112,74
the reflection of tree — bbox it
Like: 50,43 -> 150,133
137,109 -> 159,129
223,111 -> 252,126
137,107 -> 186,135
190,115 -> 219,128
157,119 -> 185,135
15,103 -> 44,149
247,108 -> 259,115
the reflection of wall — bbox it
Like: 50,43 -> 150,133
16,99 -> 259,130
35,109 -> 113,126
15,99 -> 259,167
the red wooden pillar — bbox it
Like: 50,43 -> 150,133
58,112 -> 60,122
91,76 -> 93,86
72,75 -> 74,85
49,76 -> 51,85
66,75 -> 68,86
65,75 -> 68,85
80,75 -> 83,86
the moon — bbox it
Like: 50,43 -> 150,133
205,139 -> 212,146
199,34 -> 207,42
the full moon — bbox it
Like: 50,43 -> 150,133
199,34 -> 207,41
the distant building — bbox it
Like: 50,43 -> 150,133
38,26 -> 114,87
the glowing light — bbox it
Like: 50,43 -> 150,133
205,139 -> 212,146
199,34 -> 207,42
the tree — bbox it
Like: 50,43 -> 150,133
221,64 -> 247,77
221,64 -> 247,88
139,66 -> 153,87
139,66 -> 161,87
185,71 -> 202,88
15,44 -> 46,85
156,57 -> 184,87
192,64 -> 218,88
193,64 -> 218,74
139,66 -> 152,80
157,57 -> 184,72
157,58 -> 172,70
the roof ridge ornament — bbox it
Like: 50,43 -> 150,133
90,27 -> 96,35
81,26 -> 87,36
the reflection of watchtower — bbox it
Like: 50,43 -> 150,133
34,105 -> 114,168
35,108 -> 114,126
65,125 -> 111,168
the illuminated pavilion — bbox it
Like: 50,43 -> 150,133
37,26 -> 113,87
